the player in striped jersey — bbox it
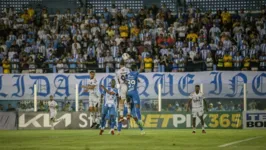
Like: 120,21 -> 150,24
99,79 -> 118,135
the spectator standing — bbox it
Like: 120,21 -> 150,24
259,52 -> 266,71
160,55 -> 168,72
242,56 -> 250,71
28,57 -> 36,73
223,52 -> 233,70
177,54 -> 185,72
2,56 -> 10,74
11,54 -> 20,73
104,51 -> 114,72
143,54 -> 153,72
205,53 -> 213,71
233,52 -> 243,70
250,55 -> 259,71
115,52 -> 122,72
153,55 -> 160,72
56,59 -> 64,73
68,55 -> 77,73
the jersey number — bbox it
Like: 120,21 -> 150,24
121,75 -> 127,81
128,80 -> 136,88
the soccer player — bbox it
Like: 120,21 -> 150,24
118,65 -> 145,135
117,99 -> 131,135
82,71 -> 100,128
116,61 -> 131,121
99,79 -> 118,135
48,95 -> 58,130
187,85 -> 207,134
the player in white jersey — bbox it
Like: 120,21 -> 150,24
116,61 -> 131,121
48,95 -> 59,130
187,85 -> 207,134
82,71 -> 100,128
99,79 -> 118,135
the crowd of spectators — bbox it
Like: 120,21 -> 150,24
0,98 -> 265,112
0,4 -> 266,73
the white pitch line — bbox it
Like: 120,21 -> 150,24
218,136 -> 263,148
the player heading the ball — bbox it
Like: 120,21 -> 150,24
116,61 -> 131,122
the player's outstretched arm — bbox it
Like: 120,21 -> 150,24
81,85 -> 88,88
82,85 -> 96,90
100,85 -> 115,95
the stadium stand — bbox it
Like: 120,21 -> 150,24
0,0 -> 266,112
0,0 -> 265,74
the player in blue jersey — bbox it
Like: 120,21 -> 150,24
99,79 -> 118,135
118,65 -> 145,135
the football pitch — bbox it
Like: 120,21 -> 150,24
0,129 -> 265,150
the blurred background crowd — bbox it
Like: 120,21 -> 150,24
0,3 -> 266,73
0,2 -> 266,112
1,98 -> 265,112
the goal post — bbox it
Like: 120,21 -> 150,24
75,84 -> 79,112
158,83 -> 162,112
243,83 -> 247,112
34,84 -> 37,112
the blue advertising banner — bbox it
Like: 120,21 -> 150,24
0,71 -> 265,100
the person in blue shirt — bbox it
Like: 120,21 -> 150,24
68,55 -> 77,73
117,65 -> 145,135
99,79 -> 118,135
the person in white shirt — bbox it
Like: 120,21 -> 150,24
82,71 -> 100,128
121,5 -> 129,18
48,95 -> 59,130
187,85 -> 207,134
116,61 -> 131,120
209,24 -> 221,41
205,53 -> 213,71
56,59 -> 64,73
153,55 -> 160,72
176,23 -> 188,39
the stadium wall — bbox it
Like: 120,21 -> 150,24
3,111 -> 265,130
18,111 -> 242,129
0,112 -> 17,130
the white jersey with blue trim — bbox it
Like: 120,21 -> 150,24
103,87 -> 118,107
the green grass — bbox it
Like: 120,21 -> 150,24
0,129 -> 265,150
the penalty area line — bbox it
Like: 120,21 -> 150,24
218,136 -> 263,148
